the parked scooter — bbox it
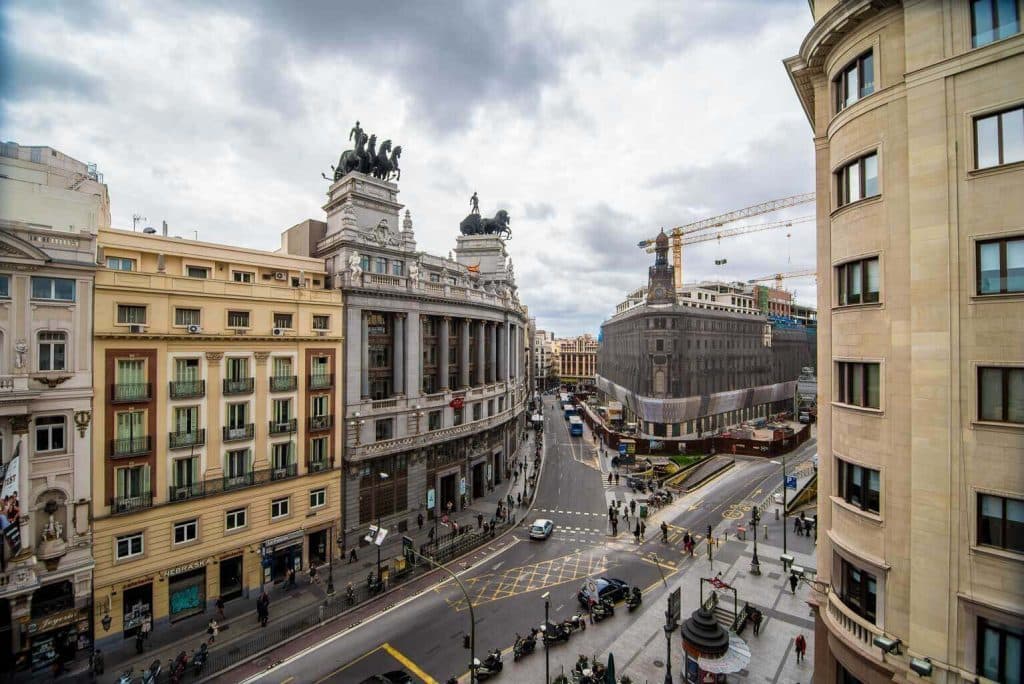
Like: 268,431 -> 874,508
117,667 -> 134,684
562,613 -> 588,634
512,628 -> 538,661
167,650 -> 188,684
367,571 -> 384,595
472,648 -> 503,680
590,598 -> 614,622
626,586 -> 643,611
540,621 -> 572,645
141,657 -> 162,684
191,642 -> 209,676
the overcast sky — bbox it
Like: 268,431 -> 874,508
1,0 -> 816,336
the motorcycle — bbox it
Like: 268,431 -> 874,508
562,613 -> 587,634
117,667 -> 134,684
472,648 -> 503,680
513,628 -> 538,661
367,572 -> 384,595
540,621 -> 572,646
168,650 -> 188,684
626,587 -> 643,611
191,642 -> 209,677
141,657 -> 162,684
590,599 -> 614,622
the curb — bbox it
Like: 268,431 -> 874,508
684,458 -> 736,492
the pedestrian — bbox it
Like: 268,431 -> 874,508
789,572 -> 799,594
794,516 -> 802,535
661,521 -> 669,543
477,512 -> 484,529
608,504 -> 615,519
92,648 -> 105,675
634,521 -> 641,544
683,531 -> 691,548
417,512 -> 424,530
614,472 -> 620,486
428,526 -> 435,541
517,492 -> 522,506
207,618 -> 219,644
611,518 -> 618,536
794,634 -> 807,663
258,591 -> 270,627
623,507 -> 629,525
135,630 -> 145,654
752,608 -> 762,636
507,494 -> 513,508
447,500 -> 454,515
215,595 -> 226,621
608,472 -> 613,484
453,520 -> 459,534
349,547 -> 358,563
630,499 -> 636,514
640,520 -> 646,539
309,564 -> 319,584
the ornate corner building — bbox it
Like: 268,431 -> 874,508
786,1 -> 1024,682
0,144 -> 103,671
282,163 -> 530,550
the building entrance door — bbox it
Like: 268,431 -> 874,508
219,555 -> 243,601
440,473 -> 457,513
472,462 -> 485,499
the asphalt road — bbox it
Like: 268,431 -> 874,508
235,396 -> 815,684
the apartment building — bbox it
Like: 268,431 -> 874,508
533,329 -> 556,390
786,1 -> 1024,681
555,334 -> 599,387
90,228 -> 342,646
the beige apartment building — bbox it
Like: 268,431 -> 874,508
555,334 -> 598,387
786,1 -> 1023,682
90,228 -> 343,647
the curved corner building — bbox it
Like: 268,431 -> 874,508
786,1 -> 1024,682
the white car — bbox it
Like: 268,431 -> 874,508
529,519 -> 554,540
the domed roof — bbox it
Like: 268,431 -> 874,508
655,229 -> 669,247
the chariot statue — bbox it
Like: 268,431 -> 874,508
459,209 -> 511,240
325,121 -> 403,182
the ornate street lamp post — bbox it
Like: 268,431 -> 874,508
749,505 -> 761,576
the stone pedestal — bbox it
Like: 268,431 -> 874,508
454,234 -> 508,281
324,172 -> 404,238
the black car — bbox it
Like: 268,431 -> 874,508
359,672 -> 413,684
577,577 -> 629,607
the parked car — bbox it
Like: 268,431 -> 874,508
577,577 -> 629,607
529,519 -> 554,540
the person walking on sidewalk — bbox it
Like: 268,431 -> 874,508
661,520 -> 669,543
477,513 -> 484,529
257,590 -> 270,627
630,499 -> 636,515
640,520 -> 646,539
623,507 -> 629,525
634,521 -> 641,544
207,618 -> 219,645
794,634 -> 807,663
789,572 -> 799,594
751,608 -> 762,635
215,596 -> 226,621
417,512 -> 424,530
349,547 -> 359,563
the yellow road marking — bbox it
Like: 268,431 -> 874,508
641,555 -> 678,571
382,642 -> 437,684
313,643 -> 385,684
281,678 -> 295,684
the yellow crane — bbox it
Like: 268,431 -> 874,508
747,268 -> 818,291
637,192 -> 815,290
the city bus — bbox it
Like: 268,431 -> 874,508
563,403 -> 577,420
559,392 -> 570,405
569,415 -> 584,437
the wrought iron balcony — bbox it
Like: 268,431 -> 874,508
223,472 -> 255,492
111,383 -> 152,403
223,377 -> 254,395
271,463 -> 298,481
270,375 -> 297,392
168,428 -> 205,449
309,415 -> 333,431
110,435 -> 152,458
110,492 -> 153,514
269,418 -> 297,435
309,373 -> 333,389
222,424 -> 255,442
168,482 -> 204,503
307,459 -> 329,473
169,380 -> 205,400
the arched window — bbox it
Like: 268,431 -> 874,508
38,331 -> 67,371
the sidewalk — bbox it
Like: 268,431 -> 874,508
61,430 -> 542,684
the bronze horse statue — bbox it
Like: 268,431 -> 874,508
372,139 -> 393,179
459,209 -> 511,240
327,129 -> 404,183
332,131 -> 367,181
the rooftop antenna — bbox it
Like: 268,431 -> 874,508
132,213 -> 146,231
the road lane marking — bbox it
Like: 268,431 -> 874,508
382,642 -> 438,684
312,644 -> 384,684
281,678 -> 294,684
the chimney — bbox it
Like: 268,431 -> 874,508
162,220 -> 168,237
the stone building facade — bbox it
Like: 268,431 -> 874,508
786,1 -> 1024,682
282,171 -> 529,550
554,334 -> 598,387
0,144 -> 104,671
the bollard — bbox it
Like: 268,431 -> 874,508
763,523 -> 769,540
775,507 -> 780,521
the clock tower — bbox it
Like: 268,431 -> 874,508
646,229 -> 677,305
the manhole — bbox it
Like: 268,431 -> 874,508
652,659 -> 664,668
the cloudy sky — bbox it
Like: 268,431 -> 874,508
1,0 -> 817,336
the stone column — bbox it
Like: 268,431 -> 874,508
393,313 -> 405,396
253,351 -> 271,469
361,312 -> 370,398
496,323 -> 505,383
205,351 -> 224,478
406,312 -> 421,399
460,318 -> 471,388
476,320 -> 486,386
488,323 -> 497,384
439,317 -> 450,391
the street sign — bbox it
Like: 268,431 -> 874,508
618,443 -> 628,456
785,475 -> 798,490
364,525 -> 378,544
667,587 -> 681,625
427,488 -> 435,509
375,528 -> 389,546
459,477 -> 467,495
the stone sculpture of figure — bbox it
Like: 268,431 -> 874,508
42,514 -> 63,541
408,260 -> 420,282
14,340 -> 26,368
470,192 -> 480,214
348,252 -> 363,274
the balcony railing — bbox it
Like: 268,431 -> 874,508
223,377 -> 254,395
309,415 -> 333,431
168,482 -> 204,503
168,429 -> 205,449
270,375 -> 297,392
307,459 -> 329,473
169,380 -> 205,400
110,435 -> 152,458
269,418 -> 297,435
825,590 -> 884,652
271,463 -> 298,481
223,472 -> 254,492
222,424 -> 255,442
111,383 -> 152,403
110,492 -> 153,514
309,373 -> 333,389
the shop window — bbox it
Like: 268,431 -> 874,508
174,519 -> 198,544
225,507 -> 246,531
116,532 -> 144,560
271,497 -> 290,519
37,331 -> 67,371
977,235 -> 1024,294
978,493 -> 1024,553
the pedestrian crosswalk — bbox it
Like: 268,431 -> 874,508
534,508 -> 606,517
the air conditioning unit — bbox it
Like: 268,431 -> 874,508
187,324 -> 202,334
273,271 -> 287,281
272,327 -> 285,336
129,324 -> 145,334
316,330 -> 326,336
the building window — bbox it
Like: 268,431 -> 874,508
978,617 -> 1024,682
374,257 -> 387,274
116,533 -> 144,560
116,465 -> 149,500
978,493 -> 1024,553
472,403 -> 482,421
174,308 -> 201,326
225,508 -> 247,531
391,261 -> 404,276
375,418 -> 394,441
37,331 -> 67,371
173,519 -> 198,544
833,50 -> 874,112
978,366 -> 1024,424
31,277 -> 75,301
835,153 -> 879,207
0,275 -> 8,298
226,357 -> 249,381
172,457 -> 198,490
271,497 -> 290,519
975,106 -> 1024,169
232,271 -> 254,283
311,394 -> 328,417
835,361 -> 881,409
309,436 -> 328,470
428,410 -> 442,431
313,315 -> 330,331
453,406 -> 464,426
837,257 -> 880,305
837,664 -> 865,684
34,415 -> 65,453
310,488 -> 326,509
117,304 -> 147,325
360,255 -> 371,272
186,265 -> 209,279
106,256 -> 136,271
273,313 -> 293,329
837,459 -> 881,514
971,0 -> 1020,48
227,310 -> 250,328
978,235 -> 1024,294
839,557 -> 877,624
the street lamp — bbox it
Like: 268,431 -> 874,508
376,472 -> 389,585
541,591 -> 551,684
770,455 -> 789,556
749,506 -> 761,576
326,522 -> 335,595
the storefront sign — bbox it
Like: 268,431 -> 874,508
26,609 -> 84,635
162,558 -> 209,579
263,529 -> 304,550
426,488 -> 435,509
122,576 -> 154,589
220,547 -> 245,559
459,477 -> 466,495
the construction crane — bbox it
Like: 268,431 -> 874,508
636,192 -> 816,290
747,268 -> 818,291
